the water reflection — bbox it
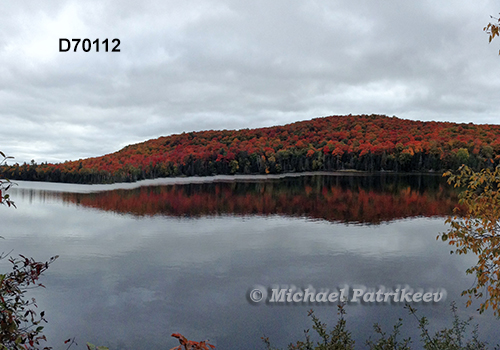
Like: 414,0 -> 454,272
2,174 -> 494,350
14,174 -> 460,224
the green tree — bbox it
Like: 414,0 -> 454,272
455,148 -> 469,164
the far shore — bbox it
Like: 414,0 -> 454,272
9,170 -> 444,193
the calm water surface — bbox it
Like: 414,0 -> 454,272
1,174 -> 498,349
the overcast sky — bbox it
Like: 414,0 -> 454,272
1,0 -> 500,164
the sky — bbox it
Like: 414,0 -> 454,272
1,0 -> 500,164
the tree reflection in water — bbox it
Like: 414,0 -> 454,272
51,174 -> 461,224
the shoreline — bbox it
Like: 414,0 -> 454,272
9,170 -> 444,193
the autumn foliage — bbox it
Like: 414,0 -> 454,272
441,165 -> 500,315
0,255 -> 58,350
485,13 -> 500,54
170,333 -> 215,350
1,115 -> 499,184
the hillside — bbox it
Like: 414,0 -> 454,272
2,114 -> 500,184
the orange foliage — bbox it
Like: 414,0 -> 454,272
170,333 -> 215,350
3,115 -> 500,183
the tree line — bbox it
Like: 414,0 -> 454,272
1,114 -> 499,184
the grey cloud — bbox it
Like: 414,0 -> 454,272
1,0 -> 500,163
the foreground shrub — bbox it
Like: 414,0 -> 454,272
0,254 -> 57,350
169,333 -> 215,350
442,165 -> 500,315
262,302 -> 496,350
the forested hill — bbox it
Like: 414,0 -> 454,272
2,114 -> 500,184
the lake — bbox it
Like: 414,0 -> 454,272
1,173 -> 498,349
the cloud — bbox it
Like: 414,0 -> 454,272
1,0 -> 500,163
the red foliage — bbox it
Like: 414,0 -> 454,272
170,333 -> 215,350
3,114 -> 500,183
57,177 -> 462,224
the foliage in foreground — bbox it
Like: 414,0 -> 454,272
0,151 -> 15,207
485,13 -> 500,55
441,165 -> 500,315
0,254 -> 57,350
1,152 -> 58,349
169,333 -> 215,350
262,302 -> 495,350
